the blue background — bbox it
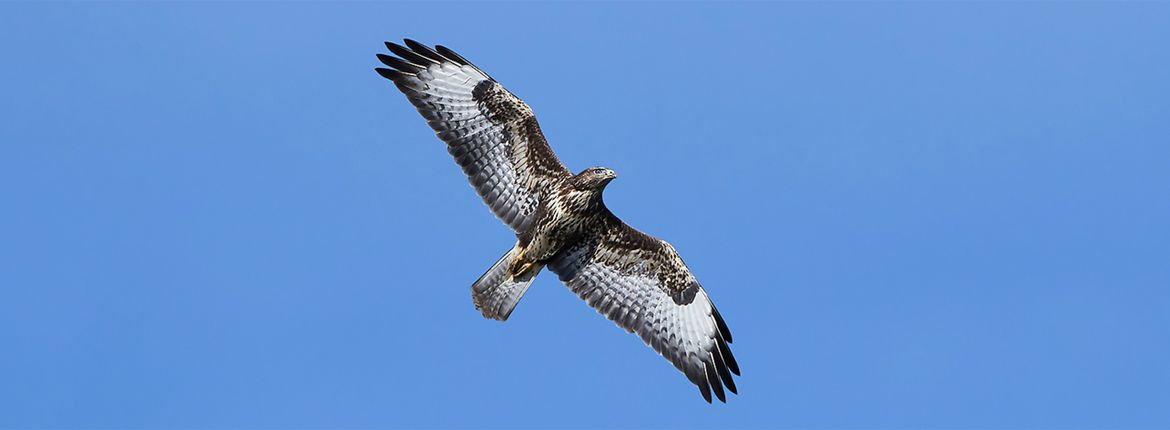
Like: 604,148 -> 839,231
2,2 -> 1168,428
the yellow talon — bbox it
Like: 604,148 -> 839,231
510,248 -> 531,280
514,262 -> 534,278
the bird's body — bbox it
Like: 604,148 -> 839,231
375,40 -> 740,403
518,168 -> 614,268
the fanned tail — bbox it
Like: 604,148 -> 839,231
471,243 -> 543,320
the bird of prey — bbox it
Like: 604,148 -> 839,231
374,39 -> 740,403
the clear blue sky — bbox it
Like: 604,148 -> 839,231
2,2 -> 1168,428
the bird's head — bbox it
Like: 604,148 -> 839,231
572,167 -> 617,191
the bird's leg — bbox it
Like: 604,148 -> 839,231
509,247 -> 534,280
513,261 -> 535,279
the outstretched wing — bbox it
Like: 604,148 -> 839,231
547,217 -> 740,403
375,40 -> 570,233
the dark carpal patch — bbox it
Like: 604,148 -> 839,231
670,281 -> 700,305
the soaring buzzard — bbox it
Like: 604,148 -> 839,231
375,40 -> 740,403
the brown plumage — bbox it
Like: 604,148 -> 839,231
375,39 -> 739,403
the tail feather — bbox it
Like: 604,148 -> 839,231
471,244 -> 542,320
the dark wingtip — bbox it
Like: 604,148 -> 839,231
402,39 -> 449,63
376,53 -> 423,73
402,38 -> 424,49
712,305 -> 732,343
435,45 -> 468,65
385,41 -> 436,66
706,362 -> 726,403
699,381 -> 712,404
718,337 -> 740,376
374,67 -> 401,81
712,350 -> 737,394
